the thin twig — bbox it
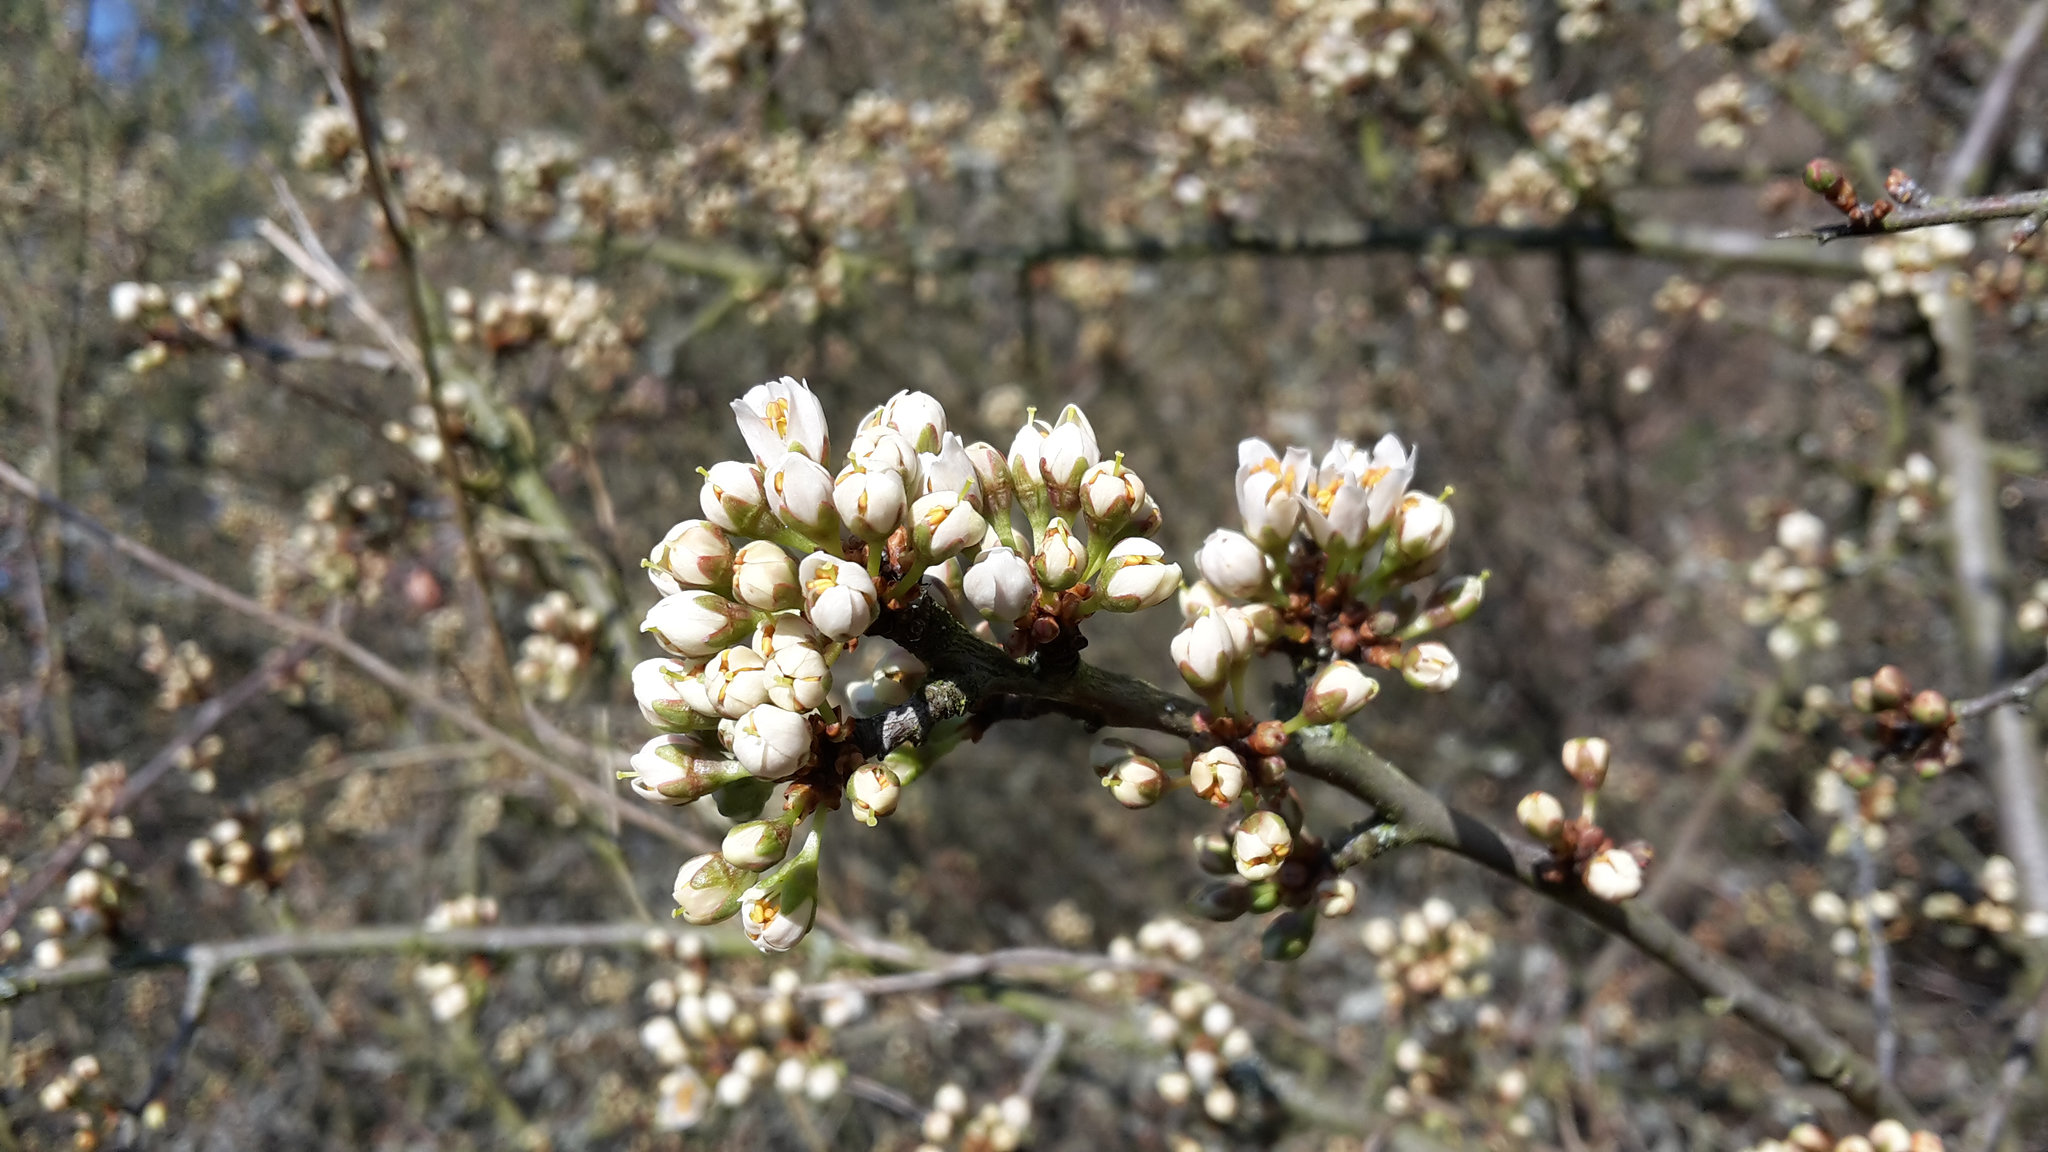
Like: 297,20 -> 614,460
1840,803 -> 1898,1086
0,640 -> 313,936
323,0 -> 525,712
1956,661 -> 2048,719
0,455 -> 711,855
1776,188 -> 2048,242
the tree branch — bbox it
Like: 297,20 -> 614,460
869,595 -> 1918,1121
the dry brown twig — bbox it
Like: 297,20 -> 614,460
0,455 -> 711,856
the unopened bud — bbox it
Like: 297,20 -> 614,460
1516,790 -> 1567,844
1400,642 -> 1460,693
911,488 -> 988,563
723,816 -> 797,871
963,546 -> 1037,624
1100,751 -> 1168,809
1561,736 -> 1611,791
848,763 -> 902,825
1908,689 -> 1950,727
1317,877 -> 1358,918
1232,811 -> 1293,881
1583,847 -> 1645,903
1192,833 -> 1236,876
1299,660 -> 1379,725
1870,665 -> 1911,710
700,460 -> 774,537
1188,746 -> 1248,808
1032,517 -> 1086,591
673,853 -> 747,924
1261,907 -> 1317,961
1188,880 -> 1253,921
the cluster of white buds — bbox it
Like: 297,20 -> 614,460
639,945 -> 849,1131
639,377 -> 1178,953
423,894 -> 501,931
137,624 -> 216,711
1135,968 -> 1263,1130
188,814 -> 304,892
415,961 -> 475,1023
916,1082 -> 1033,1152
1360,898 -> 1497,1014
514,591 -> 601,702
1877,452 -> 1948,527
172,732 -> 225,794
292,104 -> 358,172
1694,73 -> 1767,150
1842,663 -> 1963,782
1176,432 -> 1477,714
1741,1120 -> 1944,1152
1921,855 -> 2048,945
459,270 -> 635,385
1676,0 -> 1755,50
34,1054 -> 106,1122
1285,0 -> 1433,102
1556,0 -> 1607,42
1808,881 -> 1907,984
254,475 -> 412,608
107,262 -> 249,375
10,842 -> 132,971
1517,736 -> 1650,902
1742,509 -> 1848,662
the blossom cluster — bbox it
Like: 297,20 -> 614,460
635,378 -> 1178,953
1516,736 -> 1650,901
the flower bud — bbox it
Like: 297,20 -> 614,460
766,452 -> 841,544
1516,790 -> 1567,843
1189,746 -> 1248,808
965,440 -> 1013,516
703,646 -> 772,719
1188,880 -> 1253,921
798,552 -> 879,640
1299,660 -> 1379,725
1583,847 -> 1644,902
644,592 -> 754,658
1195,529 -> 1269,599
920,433 -> 981,508
1178,580 -> 1229,621
1398,573 -> 1486,639
847,423 -> 924,486
1235,440 -> 1312,550
110,281 -> 146,323
1400,642 -> 1460,693
1079,459 -> 1144,531
673,852 -> 747,924
732,376 -> 831,466
1192,832 -> 1237,875
700,460 -> 774,537
723,816 -> 797,871
1007,417 -> 1052,512
1172,611 -> 1242,692
963,546 -> 1037,624
1028,517 -> 1084,591
832,465 -> 908,543
1561,736 -> 1611,791
1869,664 -> 1911,710
649,519 -> 732,597
911,489 -> 988,563
1261,907 -> 1317,961
1318,877 -> 1358,918
731,540 -> 802,612
1909,689 -> 1951,727
1385,493 -> 1455,577
877,389 -> 947,453
1040,405 -> 1100,510
751,612 -> 824,659
1232,811 -> 1293,881
739,834 -> 820,953
848,763 -> 902,825
628,735 -> 750,804
765,643 -> 830,712
1100,750 -> 1167,809
731,703 -> 814,780
633,658 -> 716,730
1098,538 -> 1183,612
